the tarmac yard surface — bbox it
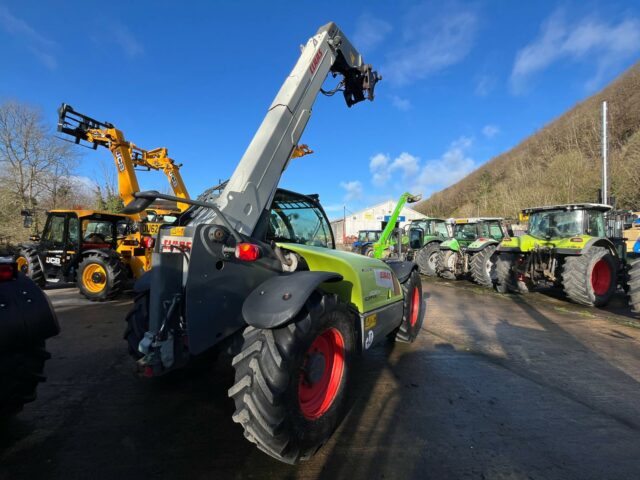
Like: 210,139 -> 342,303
2,279 -> 640,480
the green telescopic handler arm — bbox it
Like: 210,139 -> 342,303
372,192 -> 422,258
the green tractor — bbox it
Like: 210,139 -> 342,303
436,217 -> 510,287
495,204 -> 623,307
407,217 -> 451,276
371,192 -> 422,259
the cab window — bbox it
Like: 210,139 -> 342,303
82,220 -> 114,243
588,211 -> 605,237
435,222 -> 449,238
267,193 -> 334,248
44,215 -> 66,245
488,222 -> 504,240
68,217 -> 79,247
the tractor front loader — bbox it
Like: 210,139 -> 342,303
407,217 -> 451,276
437,217 -> 509,287
495,204 -> 623,307
121,23 -> 425,464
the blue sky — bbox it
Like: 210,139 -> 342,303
1,0 -> 639,219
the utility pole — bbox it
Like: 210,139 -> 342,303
602,101 -> 608,205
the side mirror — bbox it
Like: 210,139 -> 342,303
409,228 -> 424,249
21,209 -> 33,228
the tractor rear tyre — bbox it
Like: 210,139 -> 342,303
364,247 -> 374,257
124,291 -> 150,359
495,253 -> 527,294
436,250 -> 457,280
470,245 -> 497,287
77,253 -> 125,301
16,247 -> 45,287
629,258 -> 640,312
415,242 -> 440,276
229,292 -> 355,464
392,269 -> 424,343
0,341 -> 50,418
562,246 -> 617,307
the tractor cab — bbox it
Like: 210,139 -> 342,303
451,217 -> 509,248
352,230 -> 382,255
524,204 -> 610,241
408,217 -> 450,250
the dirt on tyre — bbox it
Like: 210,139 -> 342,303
562,246 -> 617,307
470,245 -> 497,287
77,253 -> 125,301
124,291 -> 150,359
495,253 -> 528,294
415,242 -> 440,276
228,292 -> 355,464
436,250 -> 457,280
392,269 -> 424,342
16,247 -> 45,287
0,341 -> 50,418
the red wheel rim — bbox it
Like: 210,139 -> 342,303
591,259 -> 612,296
410,286 -> 420,327
298,328 -> 345,420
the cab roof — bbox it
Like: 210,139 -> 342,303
523,203 -> 612,214
49,209 -> 132,219
448,217 -> 504,224
411,217 -> 446,222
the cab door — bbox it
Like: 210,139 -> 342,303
41,213 -> 70,274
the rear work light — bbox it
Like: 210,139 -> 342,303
235,243 -> 261,262
0,263 -> 16,282
141,236 -> 155,249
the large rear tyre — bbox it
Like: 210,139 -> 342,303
77,253 -> 125,301
629,258 -> 640,312
495,253 -> 528,294
562,246 -> 617,307
415,242 -> 440,276
392,269 -> 424,343
16,247 -> 45,287
123,291 -> 150,359
228,292 -> 355,464
0,341 -> 50,418
436,250 -> 457,280
470,245 -> 497,287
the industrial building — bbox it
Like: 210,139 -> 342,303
330,199 -> 425,245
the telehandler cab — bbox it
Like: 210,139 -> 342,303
122,23 -> 425,464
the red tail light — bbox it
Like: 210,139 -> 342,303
141,236 -> 155,249
0,264 -> 16,282
235,243 -> 260,261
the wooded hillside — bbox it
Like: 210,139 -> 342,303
415,61 -> 640,218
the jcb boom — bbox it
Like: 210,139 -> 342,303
57,105 -> 190,216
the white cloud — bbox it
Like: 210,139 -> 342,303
482,124 -> 500,138
390,94 -> 412,111
475,74 -> 496,96
113,23 -> 144,59
369,152 -> 420,187
340,180 -> 363,201
511,11 -> 640,93
352,13 -> 393,54
413,137 -> 476,194
0,6 -> 57,69
383,4 -> 478,86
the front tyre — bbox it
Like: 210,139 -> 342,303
123,291 -> 150,359
562,246 -> 617,307
77,253 -> 125,301
392,269 -> 424,343
16,247 -> 45,287
415,242 -> 440,276
228,292 -> 355,464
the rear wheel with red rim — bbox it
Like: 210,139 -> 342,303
562,246 -> 617,307
229,292 -> 354,464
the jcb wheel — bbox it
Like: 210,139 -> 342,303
415,242 -> 440,276
16,247 -> 44,287
470,245 -> 497,287
562,246 -> 617,307
436,250 -> 457,280
392,269 -> 424,343
628,258 -> 640,312
77,253 -> 125,301
0,341 -> 50,418
123,291 -> 150,359
229,292 -> 355,464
